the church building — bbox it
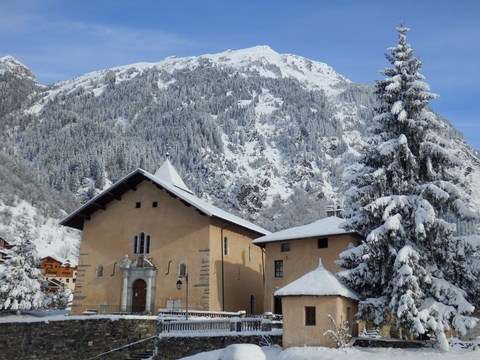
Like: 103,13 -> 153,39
61,159 -> 269,315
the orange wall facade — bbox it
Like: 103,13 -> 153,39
72,180 -> 264,315
281,295 -> 358,348
261,233 -> 362,313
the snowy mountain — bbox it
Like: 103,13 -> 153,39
0,46 -> 479,251
0,56 -> 80,263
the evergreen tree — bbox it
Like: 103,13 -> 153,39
0,215 -> 48,311
339,25 -> 478,350
49,283 -> 71,310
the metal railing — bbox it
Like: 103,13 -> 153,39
158,308 -> 246,319
158,316 -> 273,335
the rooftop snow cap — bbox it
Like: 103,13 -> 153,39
275,258 -> 358,300
153,158 -> 193,194
253,216 -> 354,245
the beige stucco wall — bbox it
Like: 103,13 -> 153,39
261,233 -> 361,313
209,219 -> 265,313
72,179 -> 265,315
281,295 -> 358,348
73,180 -> 211,314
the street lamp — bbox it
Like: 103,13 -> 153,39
176,272 -> 189,320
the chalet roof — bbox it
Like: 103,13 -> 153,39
274,259 -> 358,300
253,216 -> 357,245
0,237 -> 14,249
41,256 -> 62,263
60,160 -> 270,236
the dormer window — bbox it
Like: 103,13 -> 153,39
133,232 -> 151,254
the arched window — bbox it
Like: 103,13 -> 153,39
96,264 -> 104,278
250,294 -> 256,314
223,237 -> 229,256
179,263 -> 187,277
133,232 -> 151,254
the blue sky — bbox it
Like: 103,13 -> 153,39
1,0 -> 479,149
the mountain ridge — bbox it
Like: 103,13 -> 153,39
0,46 -> 478,253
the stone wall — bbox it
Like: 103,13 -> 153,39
156,334 -> 282,360
0,316 -> 282,360
0,316 -> 157,360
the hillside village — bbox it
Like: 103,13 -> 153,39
1,22 -> 480,360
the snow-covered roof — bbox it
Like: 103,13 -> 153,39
275,259 -> 358,300
60,160 -> 270,236
253,216 -> 356,245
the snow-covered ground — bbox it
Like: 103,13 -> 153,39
182,342 -> 479,360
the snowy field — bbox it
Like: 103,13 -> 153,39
181,343 -> 479,360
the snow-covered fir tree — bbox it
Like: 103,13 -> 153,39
338,25 -> 479,351
0,215 -> 48,311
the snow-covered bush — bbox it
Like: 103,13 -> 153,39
323,314 -> 352,348
0,215 -> 48,311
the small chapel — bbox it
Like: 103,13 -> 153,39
61,158 -> 269,315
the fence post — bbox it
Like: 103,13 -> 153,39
262,312 -> 273,332
261,319 -> 272,332
229,317 -> 242,332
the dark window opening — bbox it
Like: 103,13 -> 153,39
135,202 -> 141,208
274,296 -> 283,315
318,238 -> 328,248
281,242 -> 290,252
139,232 -> 145,254
274,260 -> 283,278
305,306 -> 316,326
152,202 -> 158,208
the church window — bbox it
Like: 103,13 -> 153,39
133,232 -> 151,254
179,263 -> 187,277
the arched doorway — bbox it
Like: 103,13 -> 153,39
131,279 -> 147,313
